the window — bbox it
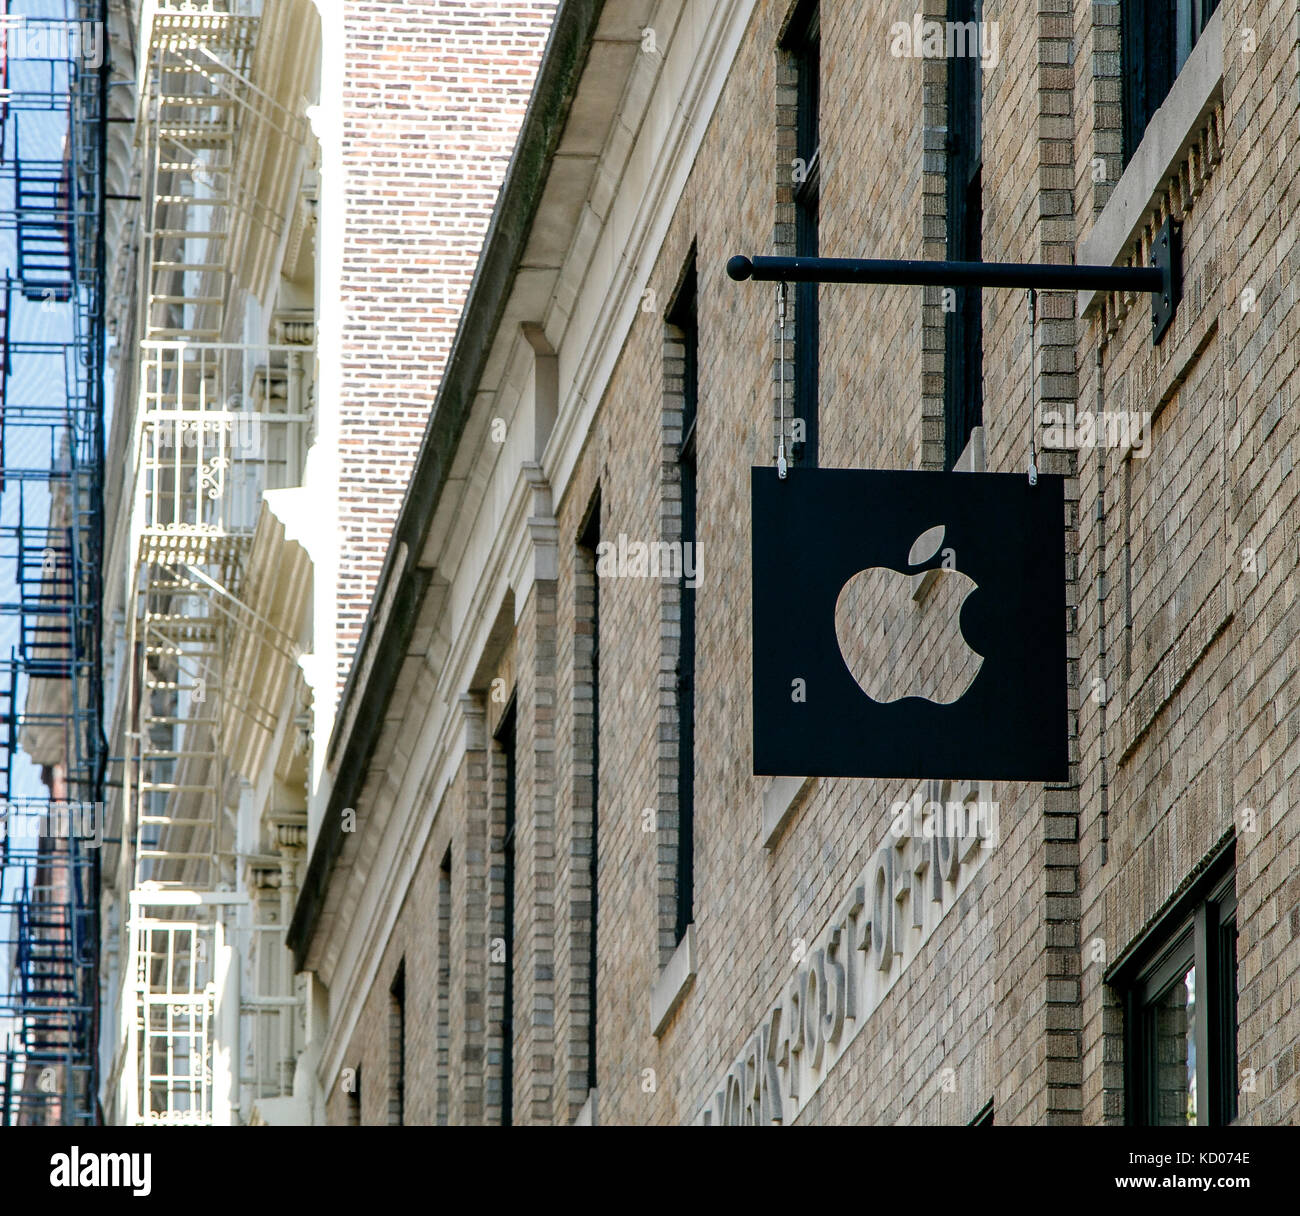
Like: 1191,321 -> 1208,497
1115,848 -> 1238,1126
944,0 -> 983,467
388,963 -> 405,1126
495,700 -> 518,1126
577,495 -> 602,1095
1122,0 -> 1221,164
436,848 -> 451,1126
666,262 -> 697,947
783,0 -> 820,465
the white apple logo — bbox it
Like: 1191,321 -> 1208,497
834,525 -> 983,704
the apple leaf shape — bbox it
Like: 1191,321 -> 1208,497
834,564 -> 984,704
907,524 -> 945,567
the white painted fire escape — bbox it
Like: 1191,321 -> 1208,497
116,0 -> 314,1125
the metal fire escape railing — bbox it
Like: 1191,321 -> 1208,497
116,1 -> 311,1125
0,0 -> 109,1126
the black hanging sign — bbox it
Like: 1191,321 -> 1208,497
751,466 -> 1068,780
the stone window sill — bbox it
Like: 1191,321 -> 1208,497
573,1087 -> 597,1126
761,776 -> 814,849
650,924 -> 696,1038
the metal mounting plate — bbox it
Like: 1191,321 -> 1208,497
1150,217 -> 1182,344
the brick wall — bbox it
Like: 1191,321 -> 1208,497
336,0 -> 556,688
315,0 -> 1300,1126
1196,0 -> 1298,1123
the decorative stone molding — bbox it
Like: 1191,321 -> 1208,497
249,861 -> 284,897
274,316 -> 316,346
1079,7 -> 1224,339
519,461 -> 559,589
271,812 -> 309,855
1096,107 -> 1223,342
455,693 -> 488,756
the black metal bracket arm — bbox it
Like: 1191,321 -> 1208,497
728,217 -> 1182,343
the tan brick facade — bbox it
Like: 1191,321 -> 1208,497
298,0 -> 1300,1127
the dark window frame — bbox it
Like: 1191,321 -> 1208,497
1121,0 -> 1221,165
388,962 -> 405,1127
1113,845 -> 1238,1126
436,847 -> 451,1126
577,491 -> 602,1094
782,0 -> 820,466
494,697 -> 518,1127
666,257 -> 697,947
944,0 -> 983,468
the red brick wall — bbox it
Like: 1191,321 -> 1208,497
337,1 -> 557,687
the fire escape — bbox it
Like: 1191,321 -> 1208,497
0,0 -> 109,1126
116,0 -> 313,1125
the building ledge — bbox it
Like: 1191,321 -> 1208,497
650,923 -> 696,1038
287,0 -> 605,973
1078,5 -> 1223,317
762,776 -> 813,849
